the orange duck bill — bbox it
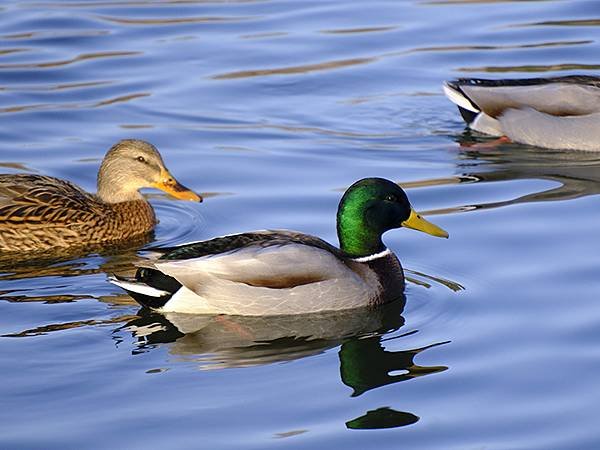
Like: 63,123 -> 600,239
152,169 -> 202,202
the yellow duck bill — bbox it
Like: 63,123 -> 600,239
401,209 -> 448,238
153,169 -> 202,202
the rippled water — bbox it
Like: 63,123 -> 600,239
2,0 -> 600,448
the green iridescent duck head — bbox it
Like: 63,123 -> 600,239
336,177 -> 448,258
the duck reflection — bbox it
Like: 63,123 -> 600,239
339,333 -> 448,397
4,295 -> 449,431
408,133 -> 600,215
121,299 -> 449,430
123,299 -> 408,367
346,407 -> 418,430
0,246 -> 144,306
457,133 -> 600,204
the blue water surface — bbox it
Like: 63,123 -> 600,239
2,1 -> 600,448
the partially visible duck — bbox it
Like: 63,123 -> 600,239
443,75 -> 600,150
0,139 -> 201,252
110,177 -> 448,316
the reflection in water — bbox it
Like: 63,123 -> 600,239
0,51 -> 141,70
405,269 -> 465,292
413,135 -> 600,215
458,63 -> 600,73
3,314 -> 135,337
116,300 -> 449,430
0,236 -> 149,277
320,26 -> 398,35
424,0 -> 556,4
517,19 -> 600,28
124,300 -> 408,367
0,80 -> 113,93
2,30 -> 110,40
0,92 -> 150,114
212,57 -> 378,80
340,334 -> 449,397
406,40 -> 592,55
97,15 -> 251,26
346,407 -> 419,430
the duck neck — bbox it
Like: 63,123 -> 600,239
337,206 -> 386,258
97,163 -> 144,203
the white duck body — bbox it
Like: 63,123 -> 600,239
110,230 -> 405,316
443,76 -> 600,151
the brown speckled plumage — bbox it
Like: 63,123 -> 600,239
0,140 -> 200,254
0,174 -> 156,252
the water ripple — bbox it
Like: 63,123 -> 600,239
458,63 -> 600,73
150,199 -> 207,248
0,51 -> 141,70
320,26 -> 399,35
212,56 -> 378,79
97,15 -> 253,26
0,92 -> 150,113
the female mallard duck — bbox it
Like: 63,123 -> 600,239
443,75 -> 600,150
110,178 -> 448,316
0,139 -> 201,252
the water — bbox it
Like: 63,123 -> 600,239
2,0 -> 600,448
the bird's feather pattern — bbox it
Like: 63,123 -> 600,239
149,238 -> 382,316
114,230 -> 404,315
447,76 -> 600,117
0,175 -> 99,224
0,174 -> 156,252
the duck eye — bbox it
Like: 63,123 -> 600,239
385,194 -> 396,202
136,156 -> 146,163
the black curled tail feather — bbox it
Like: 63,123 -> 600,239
136,267 -> 181,294
111,270 -> 182,310
443,80 -> 479,124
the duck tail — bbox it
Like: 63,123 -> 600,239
108,273 -> 172,309
443,80 -> 480,123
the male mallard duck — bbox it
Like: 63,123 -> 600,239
110,178 -> 448,316
0,139 -> 201,252
443,75 -> 600,150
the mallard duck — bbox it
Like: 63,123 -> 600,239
109,177 -> 448,316
0,139 -> 201,252
443,75 -> 600,150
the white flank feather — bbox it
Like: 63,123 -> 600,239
108,276 -> 170,298
443,82 -> 479,113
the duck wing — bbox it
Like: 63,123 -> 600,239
0,174 -> 99,225
152,230 -> 352,290
130,231 -> 378,315
445,76 -> 600,118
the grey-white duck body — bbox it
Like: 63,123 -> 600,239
444,76 -> 600,151
111,230 -> 405,316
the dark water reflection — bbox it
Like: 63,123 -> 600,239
124,301 -> 408,368
410,135 -> 600,216
118,300 -> 448,430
